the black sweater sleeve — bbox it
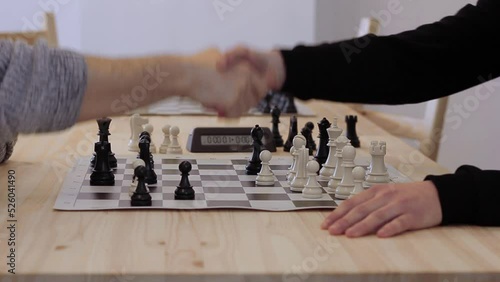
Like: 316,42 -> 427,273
279,0 -> 500,226
280,0 -> 500,105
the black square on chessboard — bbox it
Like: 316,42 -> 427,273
118,200 -> 163,208
162,159 -> 198,165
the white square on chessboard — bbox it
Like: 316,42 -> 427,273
250,201 -> 296,210
74,200 -> 119,209
237,175 -> 260,181
287,193 -> 334,201
162,200 -> 208,209
119,193 -> 163,201
232,165 -> 246,171
196,159 -> 233,165
204,193 -> 248,201
163,175 -> 201,181
162,187 -> 204,194
161,164 -> 199,170
81,186 -> 122,193
197,169 -> 237,176
202,181 -> 244,188
243,187 -> 287,194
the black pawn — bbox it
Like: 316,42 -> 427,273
131,165 -> 152,206
314,117 -> 332,167
301,125 -> 314,156
90,142 -> 115,186
284,115 -> 298,152
246,125 -> 264,175
90,117 -> 117,169
305,122 -> 317,151
271,106 -> 284,147
139,138 -> 157,185
346,115 -> 360,148
175,161 -> 195,200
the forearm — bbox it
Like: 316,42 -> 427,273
280,1 -> 500,104
79,55 -> 195,121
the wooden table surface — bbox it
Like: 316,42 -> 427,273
0,100 -> 499,282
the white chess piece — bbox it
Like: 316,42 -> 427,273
167,126 -> 182,154
159,125 -> 171,154
365,141 -> 390,188
287,134 -> 307,183
302,160 -> 323,199
350,166 -> 366,198
319,117 -> 343,180
290,146 -> 309,192
128,114 -> 149,152
143,124 -> 157,153
335,143 -> 356,199
129,159 -> 147,197
327,136 -> 350,192
256,150 -> 275,186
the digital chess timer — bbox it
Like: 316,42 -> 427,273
187,127 -> 277,153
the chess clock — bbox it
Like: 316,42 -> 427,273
187,127 -> 277,153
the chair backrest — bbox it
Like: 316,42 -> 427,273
351,17 -> 448,161
0,12 -> 58,47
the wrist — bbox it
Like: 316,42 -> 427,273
267,50 -> 286,91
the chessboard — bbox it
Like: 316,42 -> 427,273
54,155 -> 412,211
128,95 -> 316,117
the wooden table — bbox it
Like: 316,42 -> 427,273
1,100 -> 499,282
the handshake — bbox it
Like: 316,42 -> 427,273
184,46 -> 286,118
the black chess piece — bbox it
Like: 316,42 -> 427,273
314,117 -> 332,167
174,161 -> 195,200
283,93 -> 298,113
284,115 -> 298,152
271,106 -> 284,147
131,165 -> 152,206
263,92 -> 273,114
346,115 -> 360,148
305,122 -> 317,151
138,131 -> 154,165
90,142 -> 115,186
246,125 -> 264,175
301,125 -> 314,156
90,117 -> 117,169
139,138 -> 157,185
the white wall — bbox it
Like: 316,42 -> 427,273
0,0 -> 82,50
315,0 -> 500,172
79,0 -> 316,57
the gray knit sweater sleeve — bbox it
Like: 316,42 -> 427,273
0,39 -> 87,163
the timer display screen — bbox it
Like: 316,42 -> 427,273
200,135 -> 252,146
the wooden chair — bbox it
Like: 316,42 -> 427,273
0,12 -> 58,47
350,17 -> 449,161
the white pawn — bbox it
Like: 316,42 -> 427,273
167,126 -> 182,154
129,159 -> 148,197
159,125 -> 171,154
143,124 -> 157,153
302,160 -> 323,199
335,143 -> 356,199
350,166 -> 366,198
256,150 -> 275,186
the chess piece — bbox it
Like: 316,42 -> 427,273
335,143 -> 356,199
143,124 -> 157,153
129,159 -> 147,197
327,136 -> 350,192
263,92 -> 273,114
302,160 -> 323,199
365,141 -> 390,187
319,118 -> 343,181
290,146 -> 309,192
350,166 -> 366,198
284,115 -> 298,152
305,122 -> 317,151
287,134 -> 306,183
90,117 -> 117,169
175,161 -> 195,200
128,114 -> 149,152
284,92 -> 297,113
271,106 -> 284,147
345,115 -> 360,148
246,125 -> 264,175
131,164 -> 152,206
256,150 -> 275,186
139,138 -> 157,185
159,124 -> 171,154
167,126 -> 182,154
90,142 -> 115,186
138,131 -> 155,166
301,124 -> 314,156
314,117 -> 332,167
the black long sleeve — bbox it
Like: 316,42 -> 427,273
280,0 -> 500,105
279,0 -> 500,226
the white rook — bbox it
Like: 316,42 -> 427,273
365,141 -> 390,187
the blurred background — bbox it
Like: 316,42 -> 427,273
0,0 -> 498,172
